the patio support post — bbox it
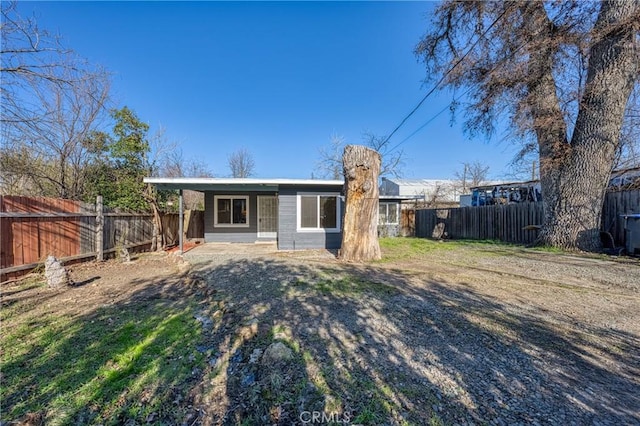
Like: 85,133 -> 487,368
179,189 -> 184,255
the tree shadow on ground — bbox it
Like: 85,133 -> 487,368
1,271 -> 213,425
3,253 -> 638,425
185,254 -> 639,425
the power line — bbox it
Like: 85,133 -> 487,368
388,17 -> 537,153
387,104 -> 450,153
381,3 -> 514,149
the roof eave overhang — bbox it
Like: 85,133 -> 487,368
143,177 -> 344,192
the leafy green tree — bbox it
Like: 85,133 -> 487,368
84,107 -> 151,211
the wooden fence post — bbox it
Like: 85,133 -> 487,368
96,195 -> 104,261
178,190 -> 184,255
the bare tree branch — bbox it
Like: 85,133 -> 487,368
454,161 -> 490,194
0,1 -> 112,198
315,132 -> 406,179
228,148 -> 255,178
416,0 -> 639,250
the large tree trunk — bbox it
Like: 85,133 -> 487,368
534,0 -> 639,250
340,145 -> 381,262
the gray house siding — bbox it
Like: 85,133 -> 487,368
204,191 -> 276,243
277,185 -> 343,250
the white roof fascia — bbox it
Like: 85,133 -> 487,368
144,177 -> 344,186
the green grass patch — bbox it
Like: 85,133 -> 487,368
529,244 -> 565,253
379,237 -> 547,261
292,274 -> 397,297
378,237 -> 504,262
379,237 -> 453,260
1,297 -> 204,424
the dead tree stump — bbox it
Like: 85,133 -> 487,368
340,145 -> 382,262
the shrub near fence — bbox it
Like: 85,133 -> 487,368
416,190 -> 640,246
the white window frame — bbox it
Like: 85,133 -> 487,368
379,202 -> 400,225
296,193 -> 341,233
214,195 -> 250,228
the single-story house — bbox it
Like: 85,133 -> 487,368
144,178 -> 343,251
144,177 -> 417,252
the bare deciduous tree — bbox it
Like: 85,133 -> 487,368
1,1 -> 111,198
615,86 -> 640,171
363,131 -> 405,178
454,161 -> 490,194
416,0 -> 640,250
1,66 -> 110,198
315,132 -> 405,180
228,148 -> 255,178
315,134 -> 345,180
158,144 -> 213,210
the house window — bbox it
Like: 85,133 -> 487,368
214,196 -> 249,227
298,194 -> 340,232
379,202 -> 399,225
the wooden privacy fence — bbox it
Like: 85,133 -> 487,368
416,190 -> 640,246
0,195 -> 206,280
161,210 -> 204,246
416,202 -> 544,244
0,196 -> 154,280
601,190 -> 640,245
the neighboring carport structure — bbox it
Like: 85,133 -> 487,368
143,177 -> 345,254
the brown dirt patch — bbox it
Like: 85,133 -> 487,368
3,241 -> 639,425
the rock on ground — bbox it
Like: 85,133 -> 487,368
261,342 -> 293,364
44,255 -> 70,288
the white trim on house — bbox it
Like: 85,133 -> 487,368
296,192 -> 341,233
379,202 -> 400,225
144,177 -> 343,187
213,195 -> 250,228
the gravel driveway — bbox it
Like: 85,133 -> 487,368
184,241 -> 640,425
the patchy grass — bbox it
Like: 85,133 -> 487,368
4,244 -> 637,425
1,278 -> 204,425
379,237 -> 453,261
379,237 -> 504,264
289,273 -> 397,297
380,237 -> 572,262
0,277 -> 46,322
529,244 -> 566,253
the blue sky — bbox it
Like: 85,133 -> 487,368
18,1 -> 522,180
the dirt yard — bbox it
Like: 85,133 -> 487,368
2,239 -> 639,425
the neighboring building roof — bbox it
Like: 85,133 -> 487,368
382,178 -> 454,187
379,195 -> 423,201
470,180 -> 539,192
380,177 -> 460,203
144,177 -> 344,191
